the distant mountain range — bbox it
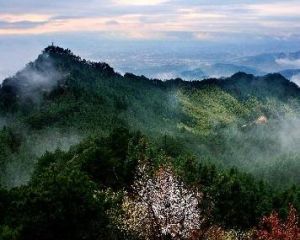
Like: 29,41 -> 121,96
238,51 -> 300,72
178,50 -> 300,84
180,63 -> 264,80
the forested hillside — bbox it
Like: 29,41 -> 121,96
0,46 -> 299,239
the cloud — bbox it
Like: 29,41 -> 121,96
0,0 -> 300,42
0,13 -> 51,32
291,74 -> 300,86
0,20 -> 47,29
193,32 -> 213,40
0,0 -> 99,14
0,13 -> 50,22
247,2 -> 300,16
113,0 -> 168,6
105,20 -> 119,25
11,53 -> 66,103
276,58 -> 300,68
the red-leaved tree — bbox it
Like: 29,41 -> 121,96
255,205 -> 300,240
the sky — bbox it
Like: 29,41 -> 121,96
1,0 -> 300,79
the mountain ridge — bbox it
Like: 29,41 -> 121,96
1,45 -> 299,113
0,45 -> 299,189
0,45 -> 299,239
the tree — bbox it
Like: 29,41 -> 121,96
121,161 -> 206,240
255,205 -> 300,240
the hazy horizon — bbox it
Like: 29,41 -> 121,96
1,0 -> 300,80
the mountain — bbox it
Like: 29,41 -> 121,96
202,63 -> 263,78
0,45 -> 300,186
179,63 -> 263,80
178,51 -> 300,81
0,45 -> 299,188
238,50 -> 300,72
180,68 -> 207,80
0,46 -> 299,239
279,68 -> 300,79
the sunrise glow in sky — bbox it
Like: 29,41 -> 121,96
1,0 -> 300,39
1,0 -> 300,80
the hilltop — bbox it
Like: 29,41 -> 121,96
0,45 -> 300,186
0,46 -> 299,239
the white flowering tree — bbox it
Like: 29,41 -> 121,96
121,161 -> 206,240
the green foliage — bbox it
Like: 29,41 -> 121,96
0,127 -> 22,180
0,129 -> 143,240
172,154 -> 300,230
1,46 -> 299,186
0,225 -> 20,240
0,128 -> 299,238
0,46 -> 299,238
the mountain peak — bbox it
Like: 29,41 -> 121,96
43,45 -> 74,56
41,45 -> 117,77
230,72 -> 254,80
264,72 -> 286,80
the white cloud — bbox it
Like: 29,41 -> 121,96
113,0 -> 167,6
0,1 -> 300,42
247,2 -> 300,16
193,32 -> 212,40
276,58 -> 300,68
291,74 -> 300,86
0,14 -> 51,22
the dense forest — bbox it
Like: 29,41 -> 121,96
0,46 -> 299,239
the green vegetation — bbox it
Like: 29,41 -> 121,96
0,129 -> 299,239
0,46 -> 299,239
